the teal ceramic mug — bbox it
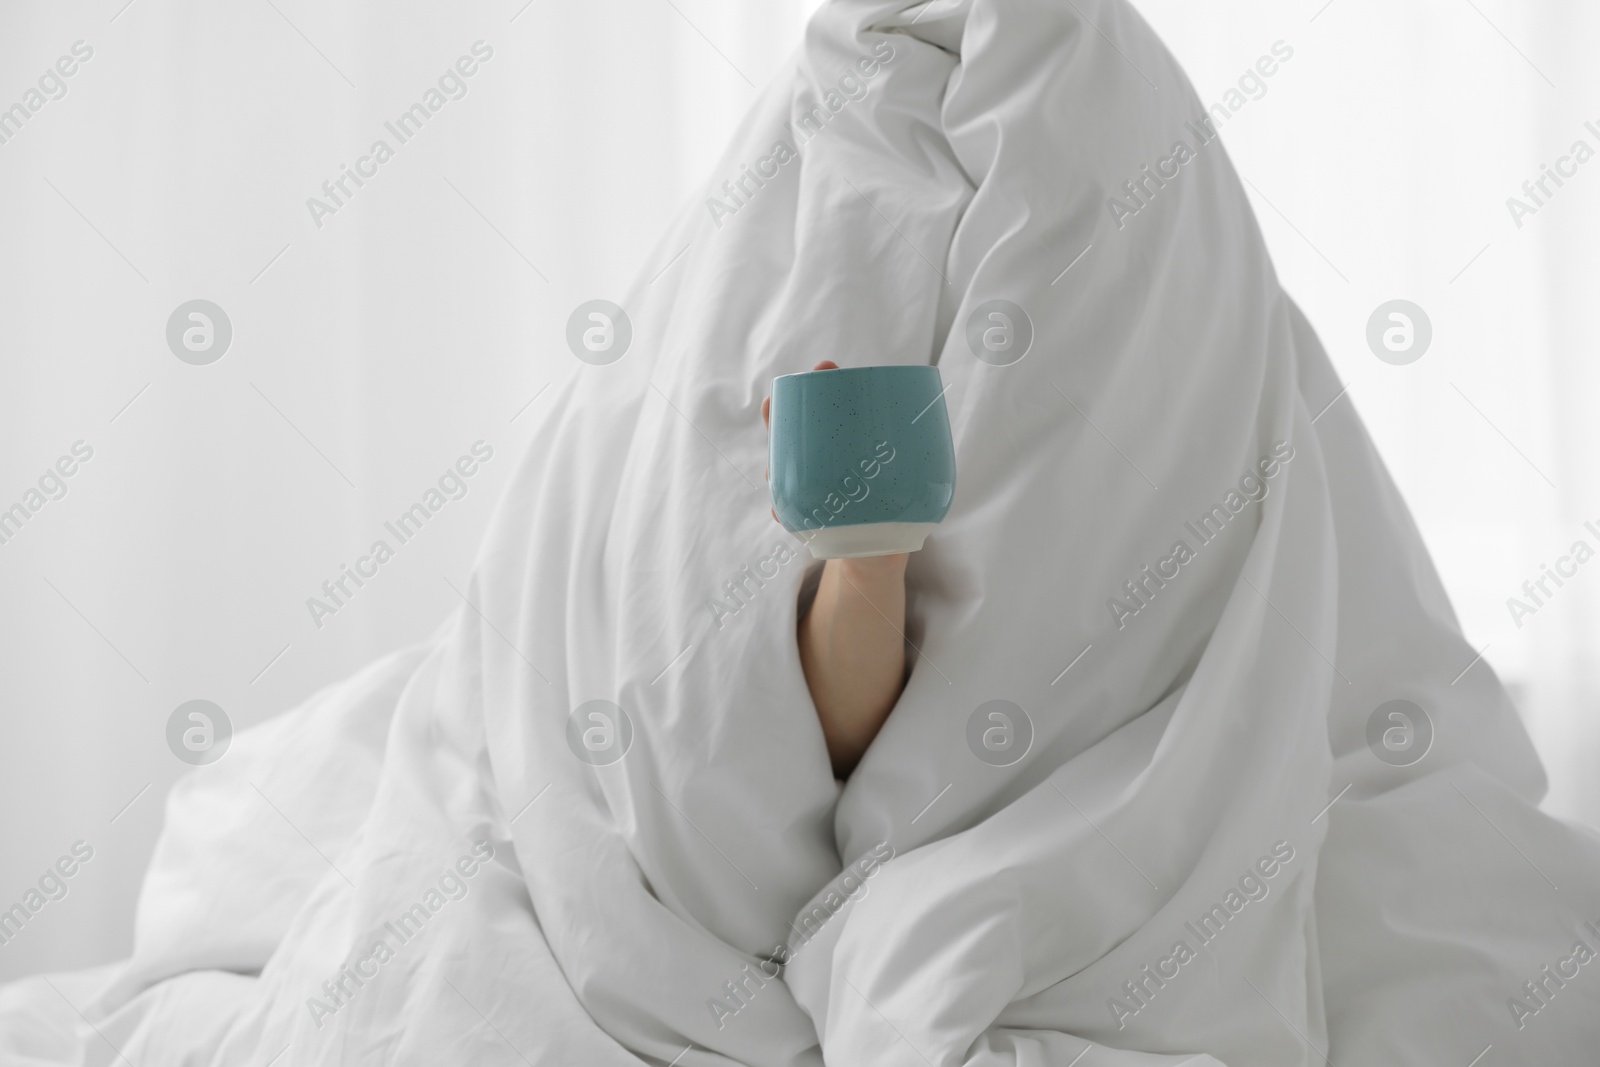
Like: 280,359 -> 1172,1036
768,365 -> 957,558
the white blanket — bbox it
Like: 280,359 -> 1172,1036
7,1 -> 1600,1063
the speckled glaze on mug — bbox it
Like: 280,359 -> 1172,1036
768,365 -> 956,558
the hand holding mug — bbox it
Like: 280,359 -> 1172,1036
761,361 -> 955,778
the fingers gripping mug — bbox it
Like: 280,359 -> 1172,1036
767,365 -> 957,559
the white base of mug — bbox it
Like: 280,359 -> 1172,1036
796,522 -> 938,560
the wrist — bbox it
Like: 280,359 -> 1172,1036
833,552 -> 909,587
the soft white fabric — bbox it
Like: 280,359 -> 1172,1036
6,0 -> 1600,1064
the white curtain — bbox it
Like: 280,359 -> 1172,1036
2,0 -> 1594,987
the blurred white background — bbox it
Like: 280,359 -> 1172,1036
1,0 -> 1595,985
